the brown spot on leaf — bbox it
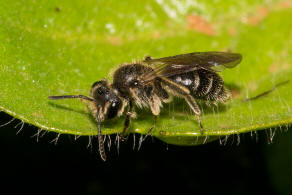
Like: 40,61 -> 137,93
186,14 -> 215,36
106,36 -> 122,45
230,88 -> 241,99
279,1 -> 292,8
225,84 -> 241,99
269,63 -> 278,73
269,62 -> 291,73
32,112 -> 44,118
218,124 -> 231,129
243,1 -> 292,26
228,27 -> 237,36
152,31 -> 161,39
246,6 -> 269,26
55,7 -> 61,12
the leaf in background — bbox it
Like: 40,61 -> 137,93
0,0 -> 291,145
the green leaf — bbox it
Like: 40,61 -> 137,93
1,0 -> 291,145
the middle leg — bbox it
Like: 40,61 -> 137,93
147,115 -> 158,135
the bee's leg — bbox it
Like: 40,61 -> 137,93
184,95 -> 204,131
97,109 -> 106,161
141,115 -> 158,142
121,101 -> 134,141
146,93 -> 162,138
154,79 -> 170,102
147,115 -> 158,136
159,77 -> 204,132
137,115 -> 158,145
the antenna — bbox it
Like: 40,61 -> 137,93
97,106 -> 107,161
48,95 -> 94,102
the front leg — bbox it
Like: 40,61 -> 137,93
121,101 -> 135,140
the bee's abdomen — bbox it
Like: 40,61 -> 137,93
169,69 -> 229,102
194,69 -> 228,101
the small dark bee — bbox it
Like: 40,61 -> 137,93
49,52 -> 242,161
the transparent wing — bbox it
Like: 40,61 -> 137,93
141,52 -> 242,83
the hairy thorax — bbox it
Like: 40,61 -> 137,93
112,63 -> 163,115
112,64 -> 153,97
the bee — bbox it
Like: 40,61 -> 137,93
49,51 -> 242,161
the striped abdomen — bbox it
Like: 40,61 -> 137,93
168,68 -> 229,102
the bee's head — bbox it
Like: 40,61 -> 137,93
90,80 -> 123,120
48,80 -> 122,161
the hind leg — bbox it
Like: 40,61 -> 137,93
159,77 -> 204,131
184,95 -> 203,130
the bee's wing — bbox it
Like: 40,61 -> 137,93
141,52 -> 242,83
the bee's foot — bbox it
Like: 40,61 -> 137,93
118,134 -> 128,142
199,126 -> 205,135
142,127 -> 154,141
198,120 -> 204,135
143,115 -> 157,141
142,134 -> 150,142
